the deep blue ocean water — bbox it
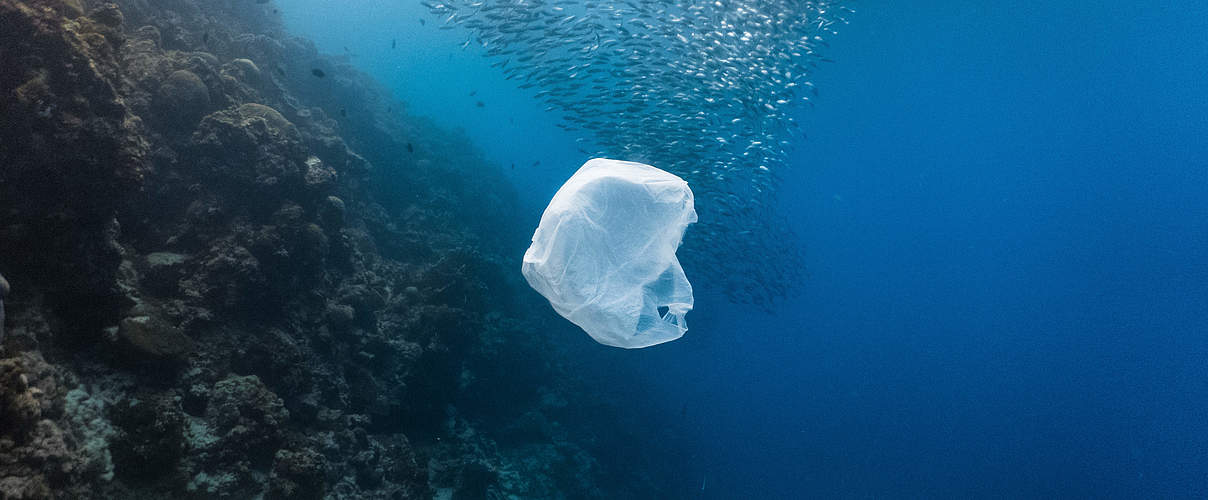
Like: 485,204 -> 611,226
284,1 -> 1207,497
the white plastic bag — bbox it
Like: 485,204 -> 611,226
522,158 -> 697,348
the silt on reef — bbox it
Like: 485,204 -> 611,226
0,0 -> 674,498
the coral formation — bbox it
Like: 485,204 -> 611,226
0,0 -> 668,498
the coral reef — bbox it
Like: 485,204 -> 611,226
0,0 -> 665,498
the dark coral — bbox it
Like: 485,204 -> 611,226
107,393 -> 185,482
0,0 -> 667,498
0,352 -> 100,499
267,447 -> 325,500
207,374 -> 289,465
155,68 -> 210,127
0,0 -> 149,340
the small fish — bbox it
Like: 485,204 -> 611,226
392,38 -> 397,49
532,160 -> 540,166
311,68 -> 326,78
475,100 -> 485,107
339,108 -> 346,117
510,163 -> 515,169
386,105 -> 392,113
469,90 -> 477,96
413,0 -> 845,305
202,32 -> 209,44
276,66 -> 285,76
406,143 -> 414,153
419,19 -> 426,26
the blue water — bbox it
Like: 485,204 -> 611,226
285,1 -> 1208,497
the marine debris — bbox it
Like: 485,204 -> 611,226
0,273 -> 8,343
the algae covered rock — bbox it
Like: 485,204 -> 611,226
224,57 -> 261,85
0,0 -> 655,497
89,2 -> 123,28
234,102 -> 302,141
0,0 -> 148,322
182,237 -> 268,313
115,314 -> 194,362
318,195 -> 346,228
303,155 -> 337,188
52,0 -> 86,18
0,358 -> 41,440
268,448 -> 326,500
142,251 -> 189,295
208,374 -> 288,463
157,69 -> 211,126
191,103 -> 310,200
108,393 -> 185,482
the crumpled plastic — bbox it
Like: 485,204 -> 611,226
522,158 -> 697,348
0,272 -> 8,343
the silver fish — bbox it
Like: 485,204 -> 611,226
422,0 -> 851,306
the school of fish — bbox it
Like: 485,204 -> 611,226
422,0 -> 850,307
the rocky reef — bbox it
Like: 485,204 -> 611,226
0,0 -> 663,498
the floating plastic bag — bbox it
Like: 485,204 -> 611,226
522,158 -> 697,348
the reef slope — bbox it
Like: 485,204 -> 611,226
0,0 -> 660,498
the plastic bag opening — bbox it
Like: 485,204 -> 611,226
522,158 -> 697,349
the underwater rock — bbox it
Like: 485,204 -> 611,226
235,103 -> 301,140
0,0 -> 148,319
89,2 -> 123,28
52,0 -> 85,18
228,328 -> 313,399
0,0 -> 672,497
182,237 -> 267,313
303,155 -> 337,188
267,448 -> 326,500
209,375 -> 288,444
0,358 -> 41,441
156,69 -> 211,127
247,207 -> 330,296
0,352 -> 102,498
141,251 -> 189,296
191,102 -> 311,204
145,251 -> 188,268
325,302 -> 356,332
86,2 -> 124,45
319,195 -> 346,229
226,57 -> 261,84
115,314 -> 194,362
108,393 -> 185,482
428,439 -> 500,500
336,283 -> 386,328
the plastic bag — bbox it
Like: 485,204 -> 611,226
522,158 -> 697,348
